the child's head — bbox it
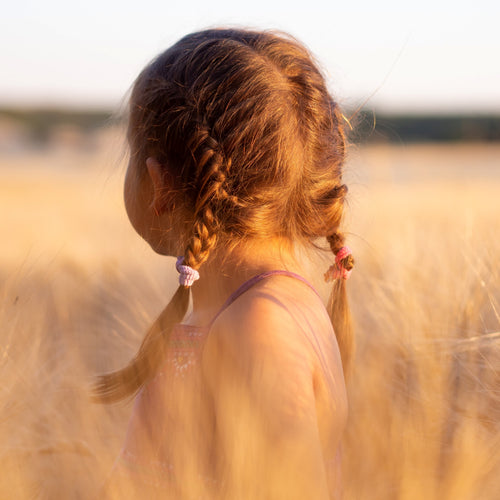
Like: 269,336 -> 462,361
95,28 -> 353,402
127,28 -> 348,267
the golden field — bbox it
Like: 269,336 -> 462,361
0,135 -> 499,499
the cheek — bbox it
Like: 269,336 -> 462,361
124,166 -> 149,238
123,163 -> 185,256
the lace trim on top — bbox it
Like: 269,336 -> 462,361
159,324 -> 208,378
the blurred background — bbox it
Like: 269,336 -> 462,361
1,1 -> 499,499
2,0 -> 500,141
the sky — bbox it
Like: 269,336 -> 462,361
1,0 -> 499,114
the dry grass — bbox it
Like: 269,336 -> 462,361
0,138 -> 499,499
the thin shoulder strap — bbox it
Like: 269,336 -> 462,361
207,270 -> 321,329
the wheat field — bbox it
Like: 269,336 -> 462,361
0,135 -> 499,499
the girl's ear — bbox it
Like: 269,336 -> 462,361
146,157 -> 171,214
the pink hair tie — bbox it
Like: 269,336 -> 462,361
176,256 -> 200,287
324,246 -> 353,282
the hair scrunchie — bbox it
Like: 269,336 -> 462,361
324,246 -> 353,282
176,256 -> 200,287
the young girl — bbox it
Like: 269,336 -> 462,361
95,28 -> 354,500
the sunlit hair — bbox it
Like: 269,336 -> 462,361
94,28 -> 354,403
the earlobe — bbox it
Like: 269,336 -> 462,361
146,157 -> 169,214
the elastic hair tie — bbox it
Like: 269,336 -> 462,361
176,256 -> 200,287
324,246 -> 353,282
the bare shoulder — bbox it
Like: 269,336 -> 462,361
201,275 -> 343,417
201,278 -> 312,431
203,275 -> 323,373
201,277 -> 340,498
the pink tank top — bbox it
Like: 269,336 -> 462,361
110,271 -> 342,497
208,270 -> 320,326
166,270 -> 321,377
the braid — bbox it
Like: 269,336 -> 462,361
183,120 -> 232,269
93,115 -> 234,403
92,283 -> 190,403
189,120 -> 238,212
184,205 -> 218,270
326,231 -> 355,376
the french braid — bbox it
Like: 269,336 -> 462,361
94,107 -> 232,402
184,121 -> 227,269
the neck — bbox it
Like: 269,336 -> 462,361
183,238 -> 303,326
